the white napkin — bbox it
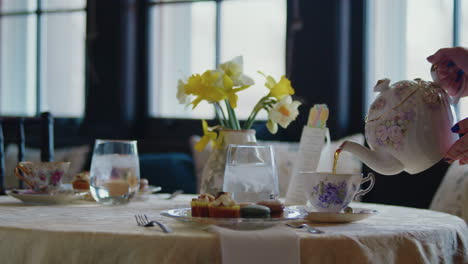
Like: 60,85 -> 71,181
211,226 -> 300,264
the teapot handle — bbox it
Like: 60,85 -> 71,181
431,64 -> 463,104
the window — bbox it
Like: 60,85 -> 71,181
366,0 -> 468,116
0,0 -> 86,117
148,0 -> 287,119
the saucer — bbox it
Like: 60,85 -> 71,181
134,185 -> 162,201
305,207 -> 378,223
6,189 -> 87,205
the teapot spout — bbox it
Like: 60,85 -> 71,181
340,141 -> 404,175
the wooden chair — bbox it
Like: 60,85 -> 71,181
0,112 -> 54,194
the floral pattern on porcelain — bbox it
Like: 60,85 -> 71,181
375,109 -> 415,151
310,180 -> 357,209
422,87 -> 445,108
370,97 -> 386,111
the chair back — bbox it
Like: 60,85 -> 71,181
0,112 -> 54,193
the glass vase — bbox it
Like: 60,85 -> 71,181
199,129 -> 256,195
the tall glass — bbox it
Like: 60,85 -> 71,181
90,140 -> 140,205
223,144 -> 279,203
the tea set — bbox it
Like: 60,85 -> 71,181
304,65 -> 459,221
6,161 -> 88,204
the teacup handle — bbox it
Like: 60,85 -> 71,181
354,173 -> 375,199
14,164 -> 35,189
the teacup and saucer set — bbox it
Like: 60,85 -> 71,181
302,171 -> 378,223
6,161 -> 87,204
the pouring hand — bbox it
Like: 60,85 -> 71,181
427,47 -> 468,97
445,117 -> 468,164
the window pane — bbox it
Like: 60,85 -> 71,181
220,0 -> 286,119
149,2 -> 216,118
0,15 -> 37,116
0,0 -> 36,13
366,0 -> 453,106
40,12 -> 86,117
42,0 -> 86,10
458,0 -> 468,117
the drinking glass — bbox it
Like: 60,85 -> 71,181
223,144 -> 279,203
90,139 -> 140,205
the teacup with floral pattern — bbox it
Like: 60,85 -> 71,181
303,172 -> 375,212
15,161 -> 70,193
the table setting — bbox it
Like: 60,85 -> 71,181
0,56 -> 467,264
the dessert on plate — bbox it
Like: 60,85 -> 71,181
72,171 -> 90,191
256,200 -> 285,217
191,193 -> 215,217
240,204 -> 271,218
208,192 -> 240,218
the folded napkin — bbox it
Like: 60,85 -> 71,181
211,226 -> 300,264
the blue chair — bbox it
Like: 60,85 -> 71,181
139,153 -> 196,194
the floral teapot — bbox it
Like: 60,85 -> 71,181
341,75 -> 458,175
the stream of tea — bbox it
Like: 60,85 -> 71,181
332,147 -> 342,174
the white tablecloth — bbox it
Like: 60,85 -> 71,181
0,195 -> 466,264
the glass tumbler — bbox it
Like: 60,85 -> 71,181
223,144 -> 279,203
90,140 -> 140,205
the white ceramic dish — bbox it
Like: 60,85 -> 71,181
160,206 -> 307,230
6,189 -> 87,205
133,186 -> 162,201
305,207 -> 378,223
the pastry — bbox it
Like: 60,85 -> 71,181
139,178 -> 149,191
191,193 -> 215,217
256,200 -> 285,217
240,204 -> 271,218
72,171 -> 90,190
208,192 -> 240,218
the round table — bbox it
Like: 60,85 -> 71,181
0,195 -> 466,264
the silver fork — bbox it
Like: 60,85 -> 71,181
286,223 -> 324,234
135,214 -> 173,233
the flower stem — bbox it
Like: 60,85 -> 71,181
243,96 -> 269,129
225,100 -> 240,130
214,102 -> 227,127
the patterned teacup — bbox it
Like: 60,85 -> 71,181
303,172 -> 375,212
15,161 -> 70,193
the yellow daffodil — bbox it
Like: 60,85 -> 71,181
259,72 -> 295,100
194,120 -> 218,152
185,70 -> 232,108
220,56 -> 254,87
267,96 -> 301,134
176,79 -> 191,105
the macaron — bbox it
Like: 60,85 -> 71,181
256,200 -> 285,217
240,204 -> 271,218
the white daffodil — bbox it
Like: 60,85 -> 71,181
219,56 -> 254,87
177,78 -> 191,104
266,119 -> 278,134
267,96 -> 301,132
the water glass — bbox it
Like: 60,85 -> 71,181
90,139 -> 140,205
223,144 -> 279,203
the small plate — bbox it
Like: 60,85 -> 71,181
6,189 -> 87,205
138,185 -> 162,195
305,208 -> 378,223
134,186 -> 162,201
161,206 -> 307,230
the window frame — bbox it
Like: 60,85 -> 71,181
0,0 -> 87,116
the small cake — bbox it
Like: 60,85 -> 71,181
240,204 -> 271,218
256,200 -> 285,217
208,192 -> 240,218
139,178 -> 149,192
72,171 -> 90,190
191,193 -> 215,217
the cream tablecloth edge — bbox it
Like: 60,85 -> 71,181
0,195 -> 466,264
